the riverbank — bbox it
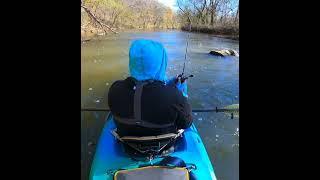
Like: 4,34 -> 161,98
181,25 -> 239,40
81,26 -> 239,43
81,27 -> 180,42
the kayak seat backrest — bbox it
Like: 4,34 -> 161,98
111,129 -> 184,141
111,129 -> 184,157
119,132 -> 181,142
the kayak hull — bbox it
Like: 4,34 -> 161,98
90,113 -> 216,180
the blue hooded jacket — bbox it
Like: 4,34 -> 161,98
129,39 -> 188,97
129,39 -> 168,82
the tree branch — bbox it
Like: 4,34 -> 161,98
177,0 -> 192,27
81,5 -> 118,34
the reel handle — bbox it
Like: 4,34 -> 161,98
175,74 -> 194,84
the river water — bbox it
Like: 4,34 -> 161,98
81,30 -> 239,180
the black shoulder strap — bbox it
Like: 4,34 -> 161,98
133,81 -> 148,122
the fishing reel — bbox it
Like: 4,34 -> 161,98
175,74 -> 194,84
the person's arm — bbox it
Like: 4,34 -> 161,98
107,80 -> 123,115
107,82 -> 117,113
172,94 -> 193,129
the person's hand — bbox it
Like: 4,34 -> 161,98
166,75 -> 188,98
176,76 -> 188,98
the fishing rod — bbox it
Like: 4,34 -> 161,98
176,23 -> 193,84
81,104 -> 239,118
81,107 -> 238,112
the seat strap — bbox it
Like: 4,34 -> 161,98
133,81 -> 147,123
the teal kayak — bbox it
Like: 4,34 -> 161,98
90,113 -> 217,180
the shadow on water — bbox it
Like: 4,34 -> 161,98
81,111 -> 108,180
81,30 -> 239,180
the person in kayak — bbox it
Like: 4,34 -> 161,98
108,39 -> 192,137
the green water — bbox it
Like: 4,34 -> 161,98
81,30 -> 239,180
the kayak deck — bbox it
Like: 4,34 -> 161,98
90,113 -> 216,180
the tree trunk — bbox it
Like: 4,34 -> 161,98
234,2 -> 239,23
112,12 -> 121,27
210,0 -> 214,25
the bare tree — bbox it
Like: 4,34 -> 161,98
191,0 -> 207,25
209,0 -> 221,25
81,0 -> 182,34
234,1 -> 239,23
177,0 -> 192,29
81,1 -> 118,34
